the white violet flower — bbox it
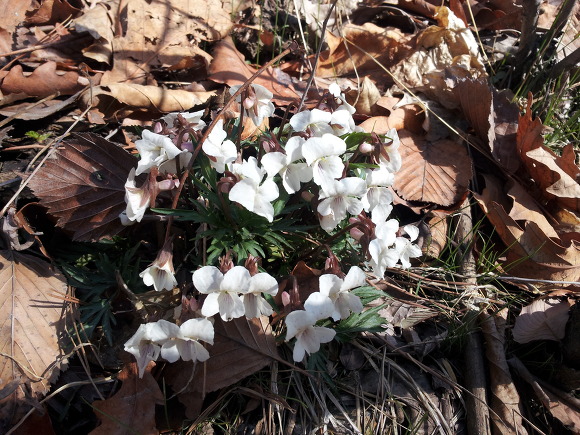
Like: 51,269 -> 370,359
174,318 -> 214,362
135,130 -> 183,175
242,272 -> 279,318
230,84 -> 275,127
289,109 -> 333,136
162,110 -> 206,130
317,177 -> 366,232
202,119 -> 238,173
302,134 -> 346,187
285,292 -> 336,362
318,266 -> 365,321
139,239 -> 178,292
193,265 -> 250,321
260,136 -> 313,194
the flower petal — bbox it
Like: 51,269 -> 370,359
193,266 -> 223,294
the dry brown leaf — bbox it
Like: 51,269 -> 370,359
315,23 -> 411,79
475,177 -> 580,287
164,316 -> 279,419
391,7 -> 485,108
0,249 -> 69,429
27,133 -> 136,241
373,97 -> 425,133
480,310 -> 527,435
208,36 -> 301,106
0,61 -> 87,98
512,298 -> 572,343
80,83 -> 214,120
423,215 -> 448,258
0,91 -> 81,120
509,356 -> 580,432
25,0 -> 81,25
90,362 -> 163,435
73,1 -> 114,64
517,98 -> 580,213
0,0 -> 35,37
455,77 -> 520,173
378,300 -> 438,329
344,76 -> 380,116
391,129 -> 473,206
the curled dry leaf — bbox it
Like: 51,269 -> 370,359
391,7 -> 485,108
27,133 -> 136,241
90,362 -> 163,435
315,23 -> 411,79
80,83 -> 215,120
517,98 -> 580,213
208,36 -> 301,106
25,0 -> 81,25
474,176 -> 580,287
0,61 -> 88,98
373,97 -> 425,133
512,298 -> 572,343
0,250 -> 70,430
390,129 -> 473,206
163,316 -> 279,419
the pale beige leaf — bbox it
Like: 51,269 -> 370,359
0,250 -> 69,426
512,298 -> 572,344
392,129 -> 472,206
378,299 -> 438,329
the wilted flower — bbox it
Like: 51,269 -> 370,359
135,130 -> 184,175
139,238 -> 178,292
285,292 -> 336,362
230,84 -> 275,127
193,265 -> 250,321
318,266 -> 365,321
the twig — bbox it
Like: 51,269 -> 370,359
515,0 -> 541,79
454,198 -> 491,435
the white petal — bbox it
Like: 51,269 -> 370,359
249,273 -> 278,295
404,224 -> 419,242
342,266 -> 366,291
160,341 -> 181,363
193,266 -> 223,294
217,292 -> 245,321
230,178 -> 259,212
148,319 -> 182,343
180,318 -> 214,344
222,266 -> 251,293
304,292 -> 334,320
285,310 -> 315,340
289,111 -> 312,132
201,292 -> 221,317
313,156 -> 344,186
318,274 -> 342,298
261,152 -> 287,178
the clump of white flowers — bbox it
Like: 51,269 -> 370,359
123,82 -> 423,374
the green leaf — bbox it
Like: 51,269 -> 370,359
335,305 -> 386,342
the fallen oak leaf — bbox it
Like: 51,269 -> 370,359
27,133 -> 136,241
517,97 -> 580,213
512,298 -> 572,344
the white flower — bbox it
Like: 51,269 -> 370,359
317,177 -> 366,231
328,82 -> 356,114
230,84 -> 275,127
202,119 -> 237,173
261,136 -> 313,193
139,240 -> 178,292
174,318 -> 214,362
122,168 -> 150,223
361,167 -> 394,213
379,128 -> 402,173
289,109 -> 333,136
394,225 -> 422,268
242,272 -> 279,318
193,266 -> 250,321
229,157 -> 279,222
318,266 -> 365,321
135,130 -> 183,175
368,219 -> 400,277
329,109 -> 356,136
162,110 -> 206,129
302,134 -> 346,187
124,319 -> 179,377
285,292 -> 336,361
